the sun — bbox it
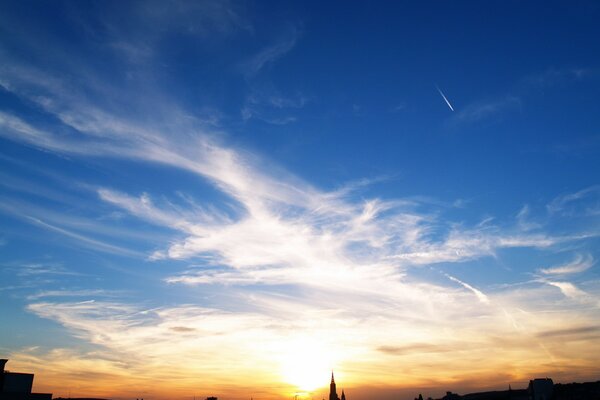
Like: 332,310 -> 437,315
278,337 -> 338,392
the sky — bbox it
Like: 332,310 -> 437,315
1,1 -> 600,399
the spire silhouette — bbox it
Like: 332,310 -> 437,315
329,372 -> 339,400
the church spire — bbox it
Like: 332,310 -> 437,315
329,372 -> 339,400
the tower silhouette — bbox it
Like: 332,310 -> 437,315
329,372 -> 340,400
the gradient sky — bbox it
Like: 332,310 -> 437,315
1,1 -> 600,400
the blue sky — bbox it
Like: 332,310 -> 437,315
1,1 -> 600,399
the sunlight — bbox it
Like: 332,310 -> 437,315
278,337 -> 338,392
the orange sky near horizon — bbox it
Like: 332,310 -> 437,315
8,316 -> 600,400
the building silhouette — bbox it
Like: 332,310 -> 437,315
329,372 -> 346,400
416,375 -> 600,399
528,379 -> 553,400
0,359 -> 51,400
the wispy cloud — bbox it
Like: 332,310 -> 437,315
538,253 -> 594,275
14,263 -> 80,277
523,67 -> 597,88
455,95 -> 521,122
547,185 -> 600,215
26,289 -> 122,301
3,38 -> 600,398
537,325 -> 600,338
242,25 -> 300,77
241,89 -> 307,125
444,273 -> 490,304
377,343 -> 454,356
543,280 -> 589,301
0,65 -> 589,290
0,197 -> 145,258
516,204 -> 542,231
452,66 -> 597,125
391,102 -> 407,113
22,280 -> 600,397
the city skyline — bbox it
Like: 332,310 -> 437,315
1,1 -> 600,399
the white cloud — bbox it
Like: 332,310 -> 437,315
0,202 -> 144,258
445,274 -> 490,304
0,80 -> 580,288
547,185 -> 600,215
539,254 -> 594,275
544,280 -> 588,301
26,289 -> 122,301
22,278 -> 600,396
516,204 -> 541,231
3,48 -> 600,397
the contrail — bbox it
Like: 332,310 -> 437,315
436,85 -> 455,111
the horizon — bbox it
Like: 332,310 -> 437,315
4,363 -> 597,400
1,1 -> 600,400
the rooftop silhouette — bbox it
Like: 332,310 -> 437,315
0,359 -> 51,400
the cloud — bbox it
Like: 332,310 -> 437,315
241,106 -> 297,125
169,326 -> 196,333
0,191 -> 171,259
377,343 -> 454,356
0,1 -> 249,69
1,57 -> 595,273
449,66 -> 597,126
14,263 -> 80,277
444,273 -> 490,304
538,254 -> 594,275
537,325 -> 600,338
267,94 -> 308,109
391,102 -> 407,113
26,289 -> 122,301
241,88 -> 307,124
8,50 -> 565,286
242,25 -> 300,77
3,36 -> 600,397
22,284 -> 600,397
455,95 -> 521,123
0,71 -> 583,290
547,185 -> 600,215
543,280 -> 590,302
24,300 -> 353,392
523,67 -> 597,88
516,204 -> 542,231
14,212 -> 143,258
0,111 -> 68,151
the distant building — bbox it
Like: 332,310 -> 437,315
419,376 -> 600,400
528,378 -> 553,400
441,392 -> 461,400
0,359 -> 52,400
329,372 -> 346,400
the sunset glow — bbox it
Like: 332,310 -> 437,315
278,338 -> 338,392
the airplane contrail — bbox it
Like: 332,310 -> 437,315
436,85 -> 455,111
